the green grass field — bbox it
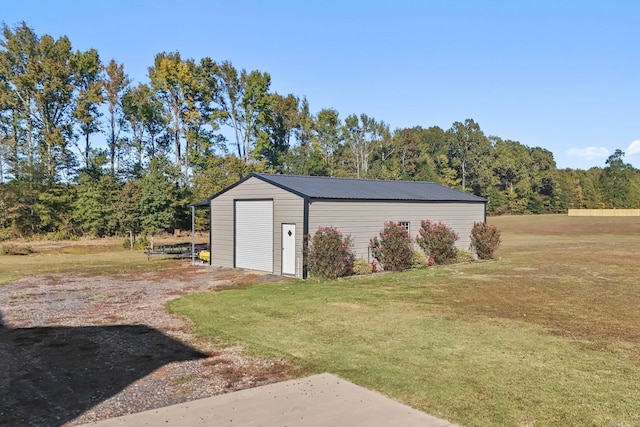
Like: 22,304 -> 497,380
0,235 -> 207,283
168,215 -> 640,426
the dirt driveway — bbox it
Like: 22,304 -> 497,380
0,265 -> 293,427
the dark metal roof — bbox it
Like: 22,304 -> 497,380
251,173 -> 487,203
190,198 -> 211,207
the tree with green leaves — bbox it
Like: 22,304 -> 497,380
313,108 -> 342,175
4,20 -> 640,236
284,98 -> 325,175
122,83 -> 166,169
73,155 -> 119,236
242,69 -> 272,161
32,33 -> 76,182
211,61 -> 272,162
2,177 -> 75,238
528,147 -> 560,213
342,113 -> 389,178
0,22 -> 39,181
0,113 -> 15,182
183,57 -> 223,174
191,155 -> 269,198
1,22 -> 80,184
582,168 -> 605,208
556,168 -> 585,210
103,59 -> 130,175
148,53 -> 224,184
111,179 -> 142,248
212,61 -> 244,158
446,119 -> 493,194
253,92 -> 298,171
294,97 -> 313,148
71,48 -> 103,166
122,84 -> 149,168
491,138 -> 532,214
600,149 -> 635,208
138,155 -> 181,248
0,182 -> 19,238
148,52 -> 191,183
370,127 -> 438,181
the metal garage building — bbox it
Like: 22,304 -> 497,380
196,173 -> 487,278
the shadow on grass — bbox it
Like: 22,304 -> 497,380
0,312 -> 207,427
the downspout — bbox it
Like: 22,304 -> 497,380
484,201 -> 488,223
303,197 -> 309,279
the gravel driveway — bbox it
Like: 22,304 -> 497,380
0,265 -> 292,427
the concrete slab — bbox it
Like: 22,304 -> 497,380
81,373 -> 458,427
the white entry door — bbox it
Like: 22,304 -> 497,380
281,224 -> 296,276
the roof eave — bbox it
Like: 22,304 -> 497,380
307,197 -> 487,203
189,198 -> 212,207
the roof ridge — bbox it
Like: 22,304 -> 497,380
254,172 -> 438,185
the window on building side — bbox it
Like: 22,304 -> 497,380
398,221 -> 410,234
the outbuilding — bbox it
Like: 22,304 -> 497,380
195,173 -> 487,278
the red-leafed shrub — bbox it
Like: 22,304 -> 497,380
369,221 -> 413,271
306,226 -> 355,279
416,220 -> 459,264
471,222 -> 502,260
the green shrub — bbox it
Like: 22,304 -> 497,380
353,258 -> 373,275
0,245 -> 34,256
135,235 -> 150,250
416,219 -> 459,264
46,230 -> 77,241
411,249 -> 431,269
471,222 -> 502,260
455,249 -> 474,263
122,235 -> 150,250
307,226 -> 355,279
0,228 -> 13,242
369,221 -> 413,271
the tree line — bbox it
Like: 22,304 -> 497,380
1,22 -> 639,241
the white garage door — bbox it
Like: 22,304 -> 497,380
235,200 -> 273,272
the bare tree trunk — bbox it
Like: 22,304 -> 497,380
110,114 -> 116,174
461,160 -> 466,190
85,132 -> 90,166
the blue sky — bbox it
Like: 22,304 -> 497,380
3,0 -> 639,169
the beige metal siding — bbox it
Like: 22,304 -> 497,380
210,177 -> 304,276
308,200 -> 485,260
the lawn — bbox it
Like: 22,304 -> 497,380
169,215 -> 640,426
0,235 -> 208,283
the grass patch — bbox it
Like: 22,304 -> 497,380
0,247 -> 174,280
1,244 -> 35,256
169,215 -> 640,426
0,273 -> 18,286
0,235 -> 208,282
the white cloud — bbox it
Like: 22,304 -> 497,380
566,146 -> 610,161
626,140 -> 640,156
